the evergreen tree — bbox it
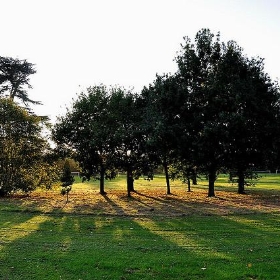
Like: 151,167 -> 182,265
60,159 -> 74,203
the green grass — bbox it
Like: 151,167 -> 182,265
74,172 -> 280,193
1,174 -> 280,279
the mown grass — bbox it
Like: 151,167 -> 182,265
1,174 -> 280,279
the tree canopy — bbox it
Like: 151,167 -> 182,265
49,28 -> 280,197
0,56 -> 40,106
0,55 -> 58,196
174,29 -> 280,196
53,85 -> 149,195
0,98 -> 58,195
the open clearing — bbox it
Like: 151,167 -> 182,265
1,175 -> 280,279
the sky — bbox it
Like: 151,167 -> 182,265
1,0 -> 280,122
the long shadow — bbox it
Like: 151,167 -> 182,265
133,190 -> 237,216
128,191 -> 166,211
2,188 -> 280,279
99,193 -> 127,216
2,195 -> 280,279
0,208 -> 210,279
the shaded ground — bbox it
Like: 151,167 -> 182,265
2,184 -> 280,217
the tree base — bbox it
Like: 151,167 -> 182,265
238,191 -> 246,195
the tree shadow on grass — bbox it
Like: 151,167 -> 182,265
99,193 -> 128,216
2,181 -> 280,279
124,189 -> 267,217
2,204 -> 280,280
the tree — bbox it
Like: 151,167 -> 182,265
175,29 -> 224,196
218,45 -> 280,193
53,85 -> 142,194
53,85 -> 153,197
0,98 -> 57,196
141,74 -> 184,194
60,159 -> 75,203
175,28 -> 280,196
53,85 -> 114,194
106,88 -> 149,197
169,162 -> 195,192
0,56 -> 40,106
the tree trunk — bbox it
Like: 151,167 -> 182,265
163,159 -> 171,194
237,168 -> 245,194
99,165 -> 106,195
128,172 -> 134,192
187,177 -> 191,192
208,167 -> 216,197
127,168 -> 134,197
192,168 -> 198,185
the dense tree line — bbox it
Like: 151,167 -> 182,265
1,29 -> 279,197
53,29 -> 280,197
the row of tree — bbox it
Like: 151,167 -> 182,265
52,29 -> 280,197
1,29 -> 279,197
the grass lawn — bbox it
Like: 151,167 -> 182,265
1,174 -> 280,279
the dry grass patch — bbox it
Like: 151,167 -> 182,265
3,181 -> 280,217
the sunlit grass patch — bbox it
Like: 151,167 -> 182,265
1,212 -> 280,279
0,214 -> 49,247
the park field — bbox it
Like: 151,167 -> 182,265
1,174 -> 280,279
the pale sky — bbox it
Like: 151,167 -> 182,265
1,0 -> 280,122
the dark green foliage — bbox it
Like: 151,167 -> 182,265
53,85 -> 150,196
57,158 -> 80,173
53,85 -> 113,194
60,159 -> 74,187
175,29 -> 229,196
0,56 -> 40,106
107,88 -> 153,195
175,28 -> 280,196
53,28 -> 280,197
60,160 -> 74,202
0,98 -> 58,195
141,74 -> 184,194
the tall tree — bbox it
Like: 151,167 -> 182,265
142,74 -> 185,194
175,29 -> 280,196
0,98 -> 56,195
53,85 -> 152,197
175,29 -> 224,196
52,85 -> 114,194
218,44 -> 280,193
0,56 -> 40,106
107,88 -> 149,197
